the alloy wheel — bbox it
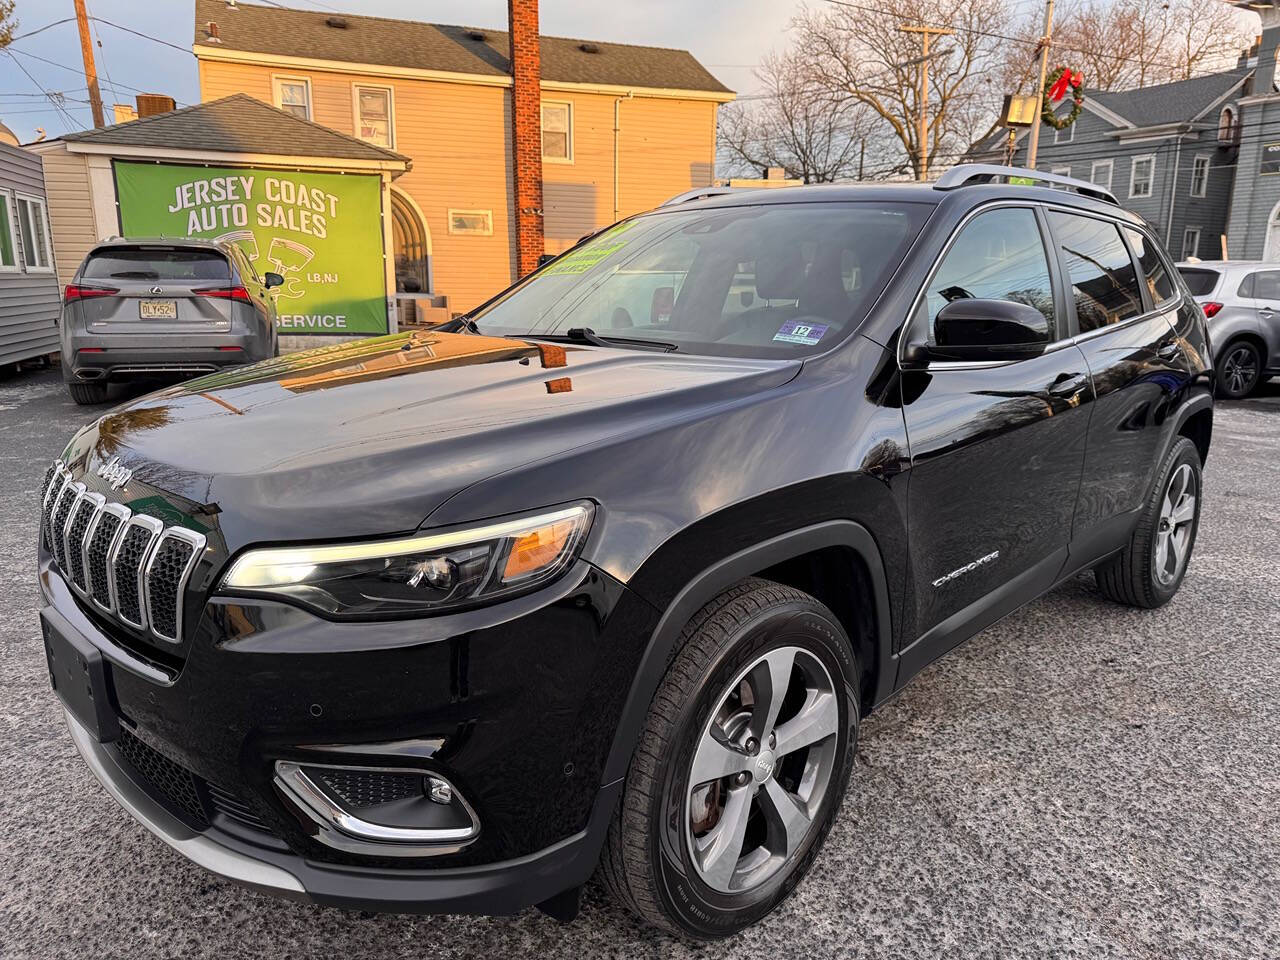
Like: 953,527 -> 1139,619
1153,462 -> 1197,587
685,646 -> 839,894
1222,345 -> 1259,397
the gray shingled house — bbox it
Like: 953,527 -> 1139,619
0,141 -> 59,369
968,69 -> 1250,262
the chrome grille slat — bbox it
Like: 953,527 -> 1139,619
144,528 -> 204,645
68,493 -> 103,591
42,460 -> 207,647
111,516 -> 163,631
52,481 -> 84,571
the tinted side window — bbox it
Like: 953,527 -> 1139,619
920,207 -> 1057,343
1050,212 -> 1144,332
1179,268 -> 1220,297
1253,271 -> 1280,301
1125,228 -> 1175,304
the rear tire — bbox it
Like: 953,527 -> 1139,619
1216,339 -> 1262,399
1094,437 -> 1202,609
599,578 -> 859,939
67,381 -> 109,405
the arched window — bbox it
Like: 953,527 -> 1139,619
1219,106 -> 1238,144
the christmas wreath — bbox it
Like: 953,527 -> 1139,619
1042,67 -> 1083,130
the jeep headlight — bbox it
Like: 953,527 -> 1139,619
219,502 -> 594,618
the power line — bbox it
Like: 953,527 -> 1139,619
1,51 -> 83,132
4,47 -> 190,105
89,16 -> 194,55
11,18 -> 77,41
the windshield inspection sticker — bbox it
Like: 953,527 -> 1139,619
773,320 -> 830,345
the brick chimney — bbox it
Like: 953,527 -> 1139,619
508,0 -> 544,277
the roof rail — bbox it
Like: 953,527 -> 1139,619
660,186 -> 746,207
934,164 -> 1119,206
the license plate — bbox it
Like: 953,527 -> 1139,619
139,299 -> 178,319
41,611 -> 120,742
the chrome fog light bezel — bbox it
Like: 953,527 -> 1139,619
273,761 -> 480,858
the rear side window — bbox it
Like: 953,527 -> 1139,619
1124,228 -> 1175,304
82,248 -> 230,283
1252,270 -> 1280,301
1179,268 -> 1220,297
919,207 -> 1058,343
1049,212 -> 1144,332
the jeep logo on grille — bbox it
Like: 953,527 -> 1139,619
96,456 -> 134,490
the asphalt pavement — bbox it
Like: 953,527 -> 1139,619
2,366 -> 1277,959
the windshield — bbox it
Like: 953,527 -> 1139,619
472,201 -> 932,357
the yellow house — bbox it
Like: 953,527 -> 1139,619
193,0 -> 735,313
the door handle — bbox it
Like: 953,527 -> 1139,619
1048,372 -> 1089,399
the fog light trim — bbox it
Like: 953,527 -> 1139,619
274,761 -> 479,858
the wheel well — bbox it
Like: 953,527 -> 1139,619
1178,408 -> 1212,466
755,546 -> 881,715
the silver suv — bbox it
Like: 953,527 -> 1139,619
1177,260 -> 1280,399
60,238 -> 282,405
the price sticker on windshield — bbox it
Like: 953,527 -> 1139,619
773,320 -> 829,345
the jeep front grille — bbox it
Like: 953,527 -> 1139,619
41,461 -> 206,646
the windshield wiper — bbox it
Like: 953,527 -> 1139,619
531,327 -> 679,353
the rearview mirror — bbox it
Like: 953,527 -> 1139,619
908,298 -> 1050,365
263,272 -> 285,289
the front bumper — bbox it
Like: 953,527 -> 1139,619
64,708 -> 621,914
39,551 -> 658,914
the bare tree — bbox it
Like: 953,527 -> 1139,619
718,51 -> 878,182
1041,0 -> 1253,91
793,0 -> 1008,180
0,1 -> 17,48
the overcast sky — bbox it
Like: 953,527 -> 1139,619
0,0 -> 798,142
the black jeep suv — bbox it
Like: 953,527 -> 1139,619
38,166 -> 1212,939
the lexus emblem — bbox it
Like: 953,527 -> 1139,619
96,455 -> 134,490
149,285 -> 163,295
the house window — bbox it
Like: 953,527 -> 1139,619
1218,106 -> 1237,144
1090,159 -> 1114,192
273,75 -> 311,120
541,101 -> 572,162
354,84 -> 393,148
1181,227 -> 1201,261
0,192 -> 18,272
1129,155 -> 1155,199
14,193 -> 52,272
1054,122 -> 1074,145
1190,155 -> 1210,198
448,209 -> 493,236
1262,142 -> 1280,176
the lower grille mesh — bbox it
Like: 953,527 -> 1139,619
115,729 -> 208,826
317,769 -> 424,809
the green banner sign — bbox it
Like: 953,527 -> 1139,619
114,160 -> 388,335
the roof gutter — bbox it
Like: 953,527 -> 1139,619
60,140 -> 410,175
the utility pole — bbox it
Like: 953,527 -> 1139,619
73,0 -> 105,128
899,24 -> 953,181
1025,0 -> 1057,170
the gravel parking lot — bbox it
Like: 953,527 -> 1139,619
2,366 -> 1277,959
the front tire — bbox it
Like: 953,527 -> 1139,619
1094,437 -> 1202,608
599,578 -> 859,939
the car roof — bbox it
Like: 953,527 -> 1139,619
89,236 -> 231,253
664,180 -> 1143,224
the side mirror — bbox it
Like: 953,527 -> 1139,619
912,298 -> 1051,364
263,272 -> 285,289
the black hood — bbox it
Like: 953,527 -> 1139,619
63,331 -> 799,549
